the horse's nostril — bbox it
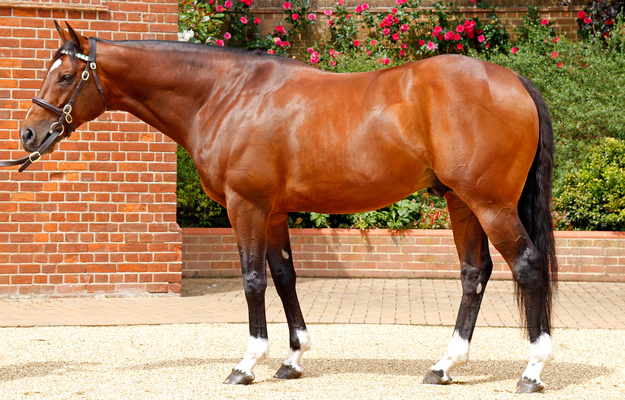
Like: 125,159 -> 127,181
22,128 -> 35,145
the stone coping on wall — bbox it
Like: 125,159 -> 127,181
182,228 -> 625,282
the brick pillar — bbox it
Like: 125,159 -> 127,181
0,0 -> 182,297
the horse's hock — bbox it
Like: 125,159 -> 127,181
0,1 -> 182,297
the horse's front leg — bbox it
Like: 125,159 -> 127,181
266,213 -> 310,379
223,198 -> 271,385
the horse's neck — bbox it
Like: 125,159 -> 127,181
100,41 -> 223,148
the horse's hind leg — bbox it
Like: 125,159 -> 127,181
474,204 -> 554,393
223,197 -> 270,385
423,192 -> 493,385
266,213 -> 310,379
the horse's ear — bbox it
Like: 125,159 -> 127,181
54,20 -> 70,43
65,22 -> 91,55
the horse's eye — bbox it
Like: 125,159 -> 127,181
59,74 -> 73,84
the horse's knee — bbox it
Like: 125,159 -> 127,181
242,270 -> 267,299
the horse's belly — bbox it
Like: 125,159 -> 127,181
280,163 -> 436,214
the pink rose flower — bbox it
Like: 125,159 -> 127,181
310,51 -> 320,64
353,40 -> 360,46
457,43 -> 463,50
224,32 -> 231,39
254,18 -> 261,24
577,10 -> 586,19
215,39 -> 224,47
224,1 -> 232,8
324,9 -> 332,16
292,14 -> 299,20
307,47 -> 314,54
283,2 -> 291,9
541,19 -> 549,26
510,47 -> 518,54
427,41 -> 435,50
240,17 -> 248,24
478,34 -> 485,43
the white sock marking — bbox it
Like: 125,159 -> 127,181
283,330 -> 311,372
522,333 -> 555,385
431,330 -> 470,382
234,336 -> 269,378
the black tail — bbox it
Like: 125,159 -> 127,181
516,74 -> 558,331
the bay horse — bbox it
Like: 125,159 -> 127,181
13,23 -> 558,393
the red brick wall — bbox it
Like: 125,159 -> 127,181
0,1 -> 182,297
182,228 -> 625,282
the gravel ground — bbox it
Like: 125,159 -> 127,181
0,323 -> 623,400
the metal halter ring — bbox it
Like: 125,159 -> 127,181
49,121 -> 65,136
81,70 -> 90,81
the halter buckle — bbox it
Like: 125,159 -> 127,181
90,62 -> 96,70
62,104 -> 73,124
82,70 -> 90,81
28,151 -> 41,163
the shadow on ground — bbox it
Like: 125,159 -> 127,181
125,356 -> 609,392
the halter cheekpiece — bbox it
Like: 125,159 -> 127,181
0,38 -> 107,172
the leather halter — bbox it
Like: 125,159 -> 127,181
0,38 -> 106,172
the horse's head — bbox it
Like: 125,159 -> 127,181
20,22 -> 106,154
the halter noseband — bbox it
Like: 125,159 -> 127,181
0,38 -> 106,172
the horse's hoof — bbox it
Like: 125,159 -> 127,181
422,370 -> 450,385
274,364 -> 303,380
516,378 -> 544,393
223,369 -> 254,385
